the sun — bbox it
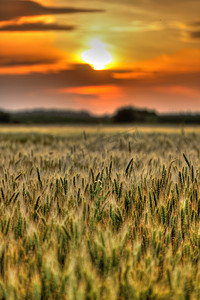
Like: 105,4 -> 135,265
81,39 -> 112,70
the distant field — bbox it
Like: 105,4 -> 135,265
2,124 -> 200,134
0,125 -> 200,299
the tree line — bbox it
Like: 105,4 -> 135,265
1,107 -> 200,124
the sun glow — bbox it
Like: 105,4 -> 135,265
81,39 -> 112,70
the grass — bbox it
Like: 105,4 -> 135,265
0,125 -> 200,299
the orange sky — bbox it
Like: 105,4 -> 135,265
0,0 -> 200,114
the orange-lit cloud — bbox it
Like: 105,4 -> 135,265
0,32 -> 69,74
53,85 -> 124,112
154,85 -> 200,99
119,48 -> 200,75
56,85 -> 121,97
66,86 -> 124,114
0,16 -> 56,27
146,48 -> 200,73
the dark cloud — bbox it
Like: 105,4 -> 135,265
0,49 -> 64,67
188,31 -> 200,39
186,20 -> 200,39
0,22 -> 75,32
0,56 -> 59,67
0,64 -> 114,96
0,64 -> 114,109
0,0 -> 104,21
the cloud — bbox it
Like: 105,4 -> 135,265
188,31 -> 200,39
1,48 -> 200,87
0,64 -> 114,93
176,19 -> 200,40
188,21 -> 200,27
0,56 -> 59,67
0,60 -> 200,93
110,21 -> 165,33
85,0 -> 200,26
0,64 -> 115,111
0,62 -> 200,113
0,0 -> 104,21
0,22 -> 75,31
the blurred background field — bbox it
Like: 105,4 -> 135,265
2,124 -> 200,134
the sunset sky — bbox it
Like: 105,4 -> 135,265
0,0 -> 200,115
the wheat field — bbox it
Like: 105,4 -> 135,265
0,125 -> 200,299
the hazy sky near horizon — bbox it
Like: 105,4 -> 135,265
0,0 -> 200,114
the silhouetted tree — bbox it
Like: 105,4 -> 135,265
113,106 -> 157,123
0,111 -> 10,123
113,106 -> 136,123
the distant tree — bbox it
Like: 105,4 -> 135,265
113,106 -> 157,123
113,106 -> 136,123
0,111 -> 10,123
